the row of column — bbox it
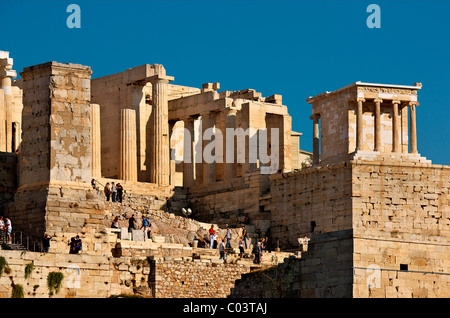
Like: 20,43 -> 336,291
355,98 -> 418,154
117,74 -> 173,185
181,108 -> 239,187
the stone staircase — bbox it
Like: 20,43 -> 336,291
89,179 -> 288,267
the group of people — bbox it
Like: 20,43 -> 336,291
103,182 -> 124,203
68,235 -> 82,254
208,224 -> 268,263
111,214 -> 152,240
0,216 -> 13,244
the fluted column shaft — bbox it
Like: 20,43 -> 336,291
91,104 -> 102,178
149,75 -> 173,185
225,108 -> 238,180
392,100 -> 401,153
182,117 -> 195,188
202,112 -> 216,184
120,109 -> 138,181
356,98 -> 365,151
409,102 -> 418,154
374,99 -> 382,152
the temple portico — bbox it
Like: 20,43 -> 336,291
306,81 -> 429,166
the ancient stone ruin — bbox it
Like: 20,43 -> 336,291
0,50 -> 448,298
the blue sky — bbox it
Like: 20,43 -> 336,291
2,0 -> 449,164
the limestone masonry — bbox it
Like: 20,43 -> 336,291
0,50 -> 448,298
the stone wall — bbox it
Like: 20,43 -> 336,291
2,184 -> 48,238
20,62 -> 92,186
0,152 -> 17,204
268,163 -> 353,249
0,248 -> 252,298
3,181 -> 106,239
351,160 -> 450,297
149,257 -> 250,298
229,256 -> 302,298
298,230 -> 354,298
0,249 -> 150,298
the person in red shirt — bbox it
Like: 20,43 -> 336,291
209,225 -> 215,249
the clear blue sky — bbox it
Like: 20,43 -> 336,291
2,0 -> 449,164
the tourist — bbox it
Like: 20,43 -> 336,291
91,178 -> 96,189
128,214 -> 136,233
146,222 -> 152,240
253,240 -> 261,264
75,235 -> 82,253
241,225 -> 248,249
219,239 -> 226,260
5,217 -> 12,244
68,237 -> 76,254
165,197 -> 172,212
239,237 -> 245,259
209,225 -> 215,249
111,216 -> 119,228
0,216 -> 4,239
213,233 -> 218,249
141,215 -> 150,239
261,237 -> 265,259
116,183 -> 123,203
42,233 -> 52,253
104,183 -> 111,201
226,226 -> 232,248
111,182 -> 117,202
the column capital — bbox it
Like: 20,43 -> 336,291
180,115 -> 197,123
225,107 -> 239,115
408,101 -> 420,107
309,113 -> 320,120
373,98 -> 383,104
391,100 -> 401,105
0,69 -> 17,79
146,74 -> 174,84
357,98 -> 366,103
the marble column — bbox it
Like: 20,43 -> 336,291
0,88 -> 4,152
356,98 -> 365,151
392,100 -> 401,153
224,108 -> 238,180
182,117 -> 195,188
373,98 -> 382,152
409,102 -> 418,154
90,104 -> 102,178
202,112 -> 216,184
120,108 -> 138,181
148,74 -> 174,185
311,114 -> 320,165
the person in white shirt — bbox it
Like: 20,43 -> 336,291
226,227 -> 232,248
239,238 -> 245,259
219,239 -> 226,260
111,182 -> 117,202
